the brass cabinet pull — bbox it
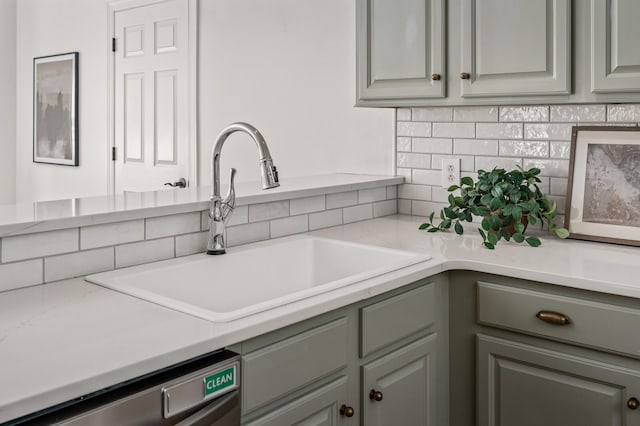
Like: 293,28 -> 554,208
629,398 -> 639,410
460,72 -> 471,80
369,389 -> 384,402
340,405 -> 355,417
536,310 -> 571,326
431,73 -> 441,81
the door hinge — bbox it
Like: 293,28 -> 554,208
111,147 -> 116,161
112,37 -> 116,52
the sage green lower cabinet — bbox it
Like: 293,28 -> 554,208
245,377 -> 349,426
239,276 -> 448,426
362,334 -> 438,426
477,334 -> 640,426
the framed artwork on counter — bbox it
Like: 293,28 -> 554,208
566,126 -> 640,246
33,52 -> 79,166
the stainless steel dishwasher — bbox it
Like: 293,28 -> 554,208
6,349 -> 240,426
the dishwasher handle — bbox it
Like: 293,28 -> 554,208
174,391 -> 239,426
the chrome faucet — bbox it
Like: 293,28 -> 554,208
207,122 -> 279,255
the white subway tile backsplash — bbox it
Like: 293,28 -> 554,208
146,212 -> 200,240
116,238 -> 174,269
523,159 -> 570,178
499,140 -> 549,158
476,123 -> 523,140
175,232 -> 208,257
81,220 -> 144,250
551,105 -> 605,122
432,154 -> 475,172
525,123 -> 574,140
550,141 -> 571,159
395,103 -> 640,216
475,156 -> 522,171
454,106 -> 498,122
397,152 -> 431,169
398,184 -> 431,201
386,185 -> 398,200
396,168 -> 413,184
550,178 -> 568,196
226,222 -> 270,247
343,204 -> 373,224
432,122 -> 475,138
226,205 -> 249,227
397,137 -> 412,152
397,121 -> 431,137
373,200 -> 397,217
270,215 -> 308,238
0,260 -> 43,292
290,195 -> 325,215
45,247 -> 114,283
412,169 -> 442,186
412,107 -> 452,122
326,191 -> 358,209
412,138 -> 453,154
309,209 -> 343,231
397,108 -> 412,121
412,201 -> 445,218
398,199 -> 412,215
359,187 -> 387,204
2,228 -> 78,263
607,104 -> 640,122
249,201 -> 289,222
499,106 -> 549,122
454,139 -> 499,156
431,187 -> 451,203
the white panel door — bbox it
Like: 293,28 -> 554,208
114,0 -> 191,193
460,0 -> 571,97
591,0 -> 640,93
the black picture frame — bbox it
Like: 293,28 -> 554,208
33,52 -> 79,166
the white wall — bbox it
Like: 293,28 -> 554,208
13,0 -> 394,203
0,0 -> 16,205
197,0 -> 394,185
15,0 -> 109,203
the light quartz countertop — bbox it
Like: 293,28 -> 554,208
2,214 -> 640,423
0,174 -> 402,237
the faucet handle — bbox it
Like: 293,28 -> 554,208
221,168 -> 236,220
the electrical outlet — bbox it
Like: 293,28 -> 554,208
441,158 -> 460,188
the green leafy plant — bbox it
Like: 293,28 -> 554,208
418,167 -> 569,249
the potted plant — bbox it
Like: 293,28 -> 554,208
418,167 -> 569,249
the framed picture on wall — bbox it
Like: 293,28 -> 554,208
565,126 -> 640,246
33,52 -> 79,166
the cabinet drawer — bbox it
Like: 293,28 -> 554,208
361,283 -> 435,357
242,317 -> 348,414
477,281 -> 640,357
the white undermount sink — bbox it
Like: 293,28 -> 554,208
86,235 -> 430,322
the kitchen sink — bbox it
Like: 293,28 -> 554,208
86,235 -> 430,322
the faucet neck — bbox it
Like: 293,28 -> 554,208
211,122 -> 274,197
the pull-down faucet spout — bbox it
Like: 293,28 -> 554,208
207,122 -> 279,255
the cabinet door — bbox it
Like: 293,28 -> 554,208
356,0 -> 445,101
591,0 -> 640,93
477,334 -> 640,426
245,377 -> 352,426
362,334 -> 438,426
460,0 -> 570,97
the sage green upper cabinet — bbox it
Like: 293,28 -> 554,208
460,0 -> 571,97
356,0 -> 446,102
590,0 -> 640,93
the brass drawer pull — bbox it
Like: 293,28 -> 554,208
460,72 -> 471,80
629,398 -> 639,410
431,73 -> 441,81
536,310 -> 571,326
340,405 -> 355,417
369,389 -> 383,402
